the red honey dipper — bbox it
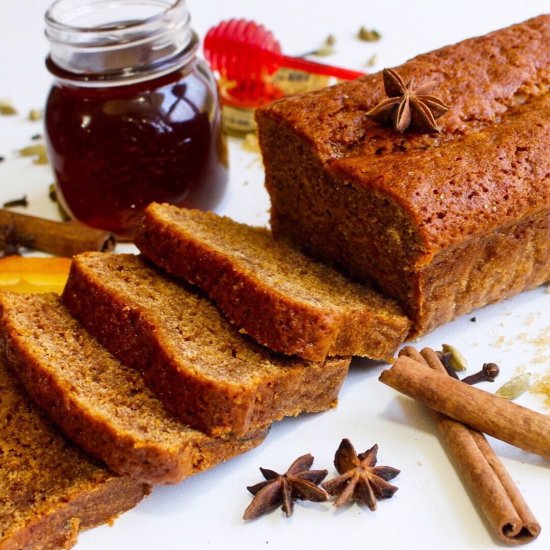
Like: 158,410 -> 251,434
204,18 -> 364,100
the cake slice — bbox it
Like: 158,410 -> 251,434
0,352 -> 148,549
0,292 -> 266,484
62,253 -> 350,436
134,203 -> 411,361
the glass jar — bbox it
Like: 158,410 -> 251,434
44,0 -> 228,239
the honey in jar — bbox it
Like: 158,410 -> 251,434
44,0 -> 228,239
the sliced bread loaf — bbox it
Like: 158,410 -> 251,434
0,352 -> 148,549
0,292 -> 266,484
62,253 -> 350,436
134,204 -> 411,361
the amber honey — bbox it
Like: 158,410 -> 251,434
44,0 -> 227,239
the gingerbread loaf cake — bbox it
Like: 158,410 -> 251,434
62,253 -> 350,436
256,15 -> 550,335
134,203 -> 411,362
0,353 -> 148,549
0,292 -> 266,484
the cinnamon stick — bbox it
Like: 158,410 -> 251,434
380,352 -> 550,459
0,209 -> 115,257
397,346 -> 540,545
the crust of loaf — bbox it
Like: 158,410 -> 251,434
134,203 -> 411,361
0,353 -> 148,550
0,293 -> 266,484
257,15 -> 550,334
62,253 -> 350,436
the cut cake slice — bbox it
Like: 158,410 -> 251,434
0,292 -> 266,484
0,352 -> 148,550
134,203 -> 411,361
62,253 -> 350,436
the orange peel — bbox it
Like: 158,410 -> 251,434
0,256 -> 72,294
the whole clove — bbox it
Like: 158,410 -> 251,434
461,363 -> 500,385
435,351 -> 460,379
3,195 -> 29,208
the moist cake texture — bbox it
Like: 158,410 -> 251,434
62,253 -> 350,436
135,203 -> 411,361
0,352 -> 148,550
0,292 -> 266,484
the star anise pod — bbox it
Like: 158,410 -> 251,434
243,453 -> 328,519
366,68 -> 449,133
322,439 -> 399,510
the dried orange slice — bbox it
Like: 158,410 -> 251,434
0,256 -> 72,294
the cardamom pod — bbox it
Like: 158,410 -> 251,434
0,100 -> 17,115
441,344 -> 468,371
17,144 -> 46,157
495,373 -> 531,400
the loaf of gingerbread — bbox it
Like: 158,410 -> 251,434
256,15 -> 550,335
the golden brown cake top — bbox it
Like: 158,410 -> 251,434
260,15 -> 549,162
258,15 -> 550,254
330,94 -> 550,256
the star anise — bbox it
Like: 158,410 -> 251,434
322,439 -> 399,510
366,68 -> 449,133
243,453 -> 328,519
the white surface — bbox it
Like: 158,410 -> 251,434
1,1 -> 549,549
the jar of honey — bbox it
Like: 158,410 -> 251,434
44,0 -> 228,239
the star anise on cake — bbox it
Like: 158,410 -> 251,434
366,68 -> 449,133
243,453 -> 329,519
322,439 -> 399,510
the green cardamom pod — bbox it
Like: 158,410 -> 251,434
495,373 -> 531,400
441,344 -> 468,371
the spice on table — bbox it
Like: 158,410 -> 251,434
3,195 -> 29,209
531,371 -> 550,408
366,68 -> 449,133
28,109 -> 43,121
48,183 -> 71,221
435,351 -> 460,379
0,222 -> 34,258
495,373 -> 531,401
0,100 -> 17,116
0,209 -> 116,257
16,143 -> 49,165
322,439 -> 399,510
441,343 -> 468,371
461,363 -> 499,385
379,350 -> 550,459
48,183 -> 57,202
357,26 -> 381,42
395,346 -> 541,545
311,44 -> 335,57
365,54 -> 378,68
243,453 -> 328,519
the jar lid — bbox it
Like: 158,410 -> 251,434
45,0 -> 196,83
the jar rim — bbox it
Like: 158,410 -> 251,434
44,0 -> 195,84
45,0 -> 183,35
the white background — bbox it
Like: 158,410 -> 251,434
1,1 -> 549,549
